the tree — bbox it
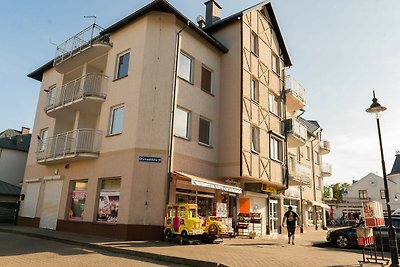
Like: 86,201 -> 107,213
331,182 -> 350,202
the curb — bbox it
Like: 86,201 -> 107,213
0,228 -> 227,267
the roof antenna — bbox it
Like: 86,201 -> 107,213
84,15 -> 97,25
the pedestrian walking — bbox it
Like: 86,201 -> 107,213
282,206 -> 298,245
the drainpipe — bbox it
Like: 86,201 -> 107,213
166,20 -> 190,206
310,136 -> 318,230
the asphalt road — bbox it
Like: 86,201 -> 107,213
0,232 -> 186,267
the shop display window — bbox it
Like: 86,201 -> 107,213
97,178 -> 121,223
68,180 -> 88,220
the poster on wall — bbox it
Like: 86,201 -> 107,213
97,191 -> 120,223
69,190 -> 86,219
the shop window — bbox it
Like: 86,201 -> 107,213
97,178 -> 121,223
68,180 -> 88,220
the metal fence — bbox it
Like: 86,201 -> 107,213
0,202 -> 19,224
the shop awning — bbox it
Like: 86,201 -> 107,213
311,201 -> 330,209
173,171 -> 242,194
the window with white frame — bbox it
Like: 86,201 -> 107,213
380,189 -> 385,199
272,53 -> 280,76
269,93 -> 281,117
251,78 -> 259,103
109,105 -> 124,135
201,66 -> 212,94
359,190 -> 368,200
270,136 -> 283,161
306,146 -> 311,160
178,52 -> 193,83
175,107 -> 190,139
97,178 -> 121,223
251,31 -> 259,56
199,117 -> 211,146
46,84 -> 57,107
316,176 -> 321,190
38,128 -> 48,152
315,150 -> 320,164
251,125 -> 260,153
115,51 -> 130,79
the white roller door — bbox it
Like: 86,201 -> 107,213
19,182 -> 41,218
251,197 -> 267,236
39,180 -> 63,230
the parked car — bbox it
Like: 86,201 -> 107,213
327,217 -> 400,249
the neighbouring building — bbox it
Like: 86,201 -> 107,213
19,0 -> 331,240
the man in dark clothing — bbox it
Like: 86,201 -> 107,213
282,206 -> 299,245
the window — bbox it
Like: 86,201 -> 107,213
68,180 -> 88,220
97,178 -> 121,223
251,126 -> 260,153
270,136 -> 283,161
359,190 -> 368,200
251,31 -> 259,56
116,52 -> 130,79
201,66 -> 212,94
269,93 -> 281,117
297,147 -> 301,162
316,176 -> 321,190
109,105 -> 124,135
315,151 -> 320,164
175,107 -> 190,139
380,190 -> 386,199
306,146 -> 311,161
251,78 -> 259,103
38,128 -> 48,152
46,85 -> 57,106
178,52 -> 193,83
272,53 -> 280,76
199,117 -> 211,146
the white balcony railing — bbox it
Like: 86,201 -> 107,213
45,74 -> 108,111
321,163 -> 332,177
36,128 -> 102,161
54,24 -> 110,66
284,75 -> 306,104
320,140 -> 331,154
285,118 -> 307,143
289,162 -> 312,185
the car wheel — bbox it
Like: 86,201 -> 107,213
209,224 -> 219,236
181,230 -> 188,238
165,228 -> 173,238
335,235 -> 350,248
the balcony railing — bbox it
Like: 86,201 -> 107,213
288,163 -> 312,185
320,140 -> 331,155
284,75 -> 306,112
54,24 -> 111,67
36,128 -> 102,162
45,74 -> 108,111
321,163 -> 332,177
285,118 -> 307,147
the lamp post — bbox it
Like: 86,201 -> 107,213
366,91 -> 399,266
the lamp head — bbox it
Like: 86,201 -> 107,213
366,91 -> 387,116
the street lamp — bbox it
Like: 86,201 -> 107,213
366,91 -> 399,267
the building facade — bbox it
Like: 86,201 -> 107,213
19,0 -> 331,240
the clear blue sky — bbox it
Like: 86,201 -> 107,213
2,0 -> 400,185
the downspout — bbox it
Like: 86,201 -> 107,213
310,136 -> 318,230
166,20 -> 190,206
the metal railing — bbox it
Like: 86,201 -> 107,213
36,128 -> 102,161
284,75 -> 306,104
322,163 -> 332,176
285,118 -> 307,142
45,74 -> 108,111
289,162 -> 312,184
54,24 -> 110,66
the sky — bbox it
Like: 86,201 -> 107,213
1,0 -> 400,186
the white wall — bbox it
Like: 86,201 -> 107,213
0,148 -> 27,186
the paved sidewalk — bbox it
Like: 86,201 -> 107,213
0,225 -> 389,267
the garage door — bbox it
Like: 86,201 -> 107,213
19,182 -> 41,218
39,180 -> 63,230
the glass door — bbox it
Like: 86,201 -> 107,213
269,200 -> 278,234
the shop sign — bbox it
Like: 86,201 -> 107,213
261,184 -> 277,193
139,156 -> 161,163
191,179 -> 242,194
362,201 -> 384,227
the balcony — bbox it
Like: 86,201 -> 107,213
45,74 -> 108,118
54,24 -> 112,73
284,75 -> 306,113
288,163 -> 311,186
321,163 -> 332,177
285,118 -> 307,147
320,140 -> 331,155
36,128 -> 102,164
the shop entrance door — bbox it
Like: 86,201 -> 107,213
269,200 -> 278,234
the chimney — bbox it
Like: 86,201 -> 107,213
204,0 -> 221,26
21,127 -> 30,135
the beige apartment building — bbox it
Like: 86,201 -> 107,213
19,0 -> 331,240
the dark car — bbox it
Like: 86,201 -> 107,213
327,217 -> 400,249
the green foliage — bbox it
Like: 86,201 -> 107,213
327,183 -> 350,202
